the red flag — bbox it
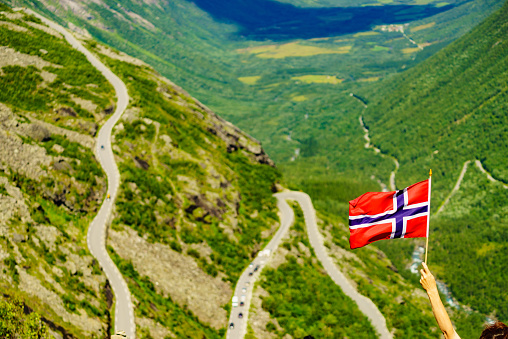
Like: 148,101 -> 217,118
349,180 -> 430,249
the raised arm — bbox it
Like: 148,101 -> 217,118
420,262 -> 461,339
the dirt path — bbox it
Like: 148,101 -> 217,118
474,160 -> 508,189
438,159 -> 508,214
437,161 -> 470,214
358,115 -> 399,191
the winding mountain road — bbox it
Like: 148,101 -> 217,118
227,191 -> 392,339
25,10 -> 136,338
280,192 -> 392,339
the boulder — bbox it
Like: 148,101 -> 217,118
27,124 -> 51,142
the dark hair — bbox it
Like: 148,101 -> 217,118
480,321 -> 508,339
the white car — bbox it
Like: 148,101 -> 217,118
260,249 -> 271,257
242,288 -> 247,293
240,295 -> 246,302
232,296 -> 238,307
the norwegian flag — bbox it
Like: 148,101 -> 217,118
349,179 -> 430,249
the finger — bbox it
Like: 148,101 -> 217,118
420,269 -> 426,277
422,262 -> 429,272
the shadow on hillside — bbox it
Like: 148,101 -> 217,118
188,0 -> 454,40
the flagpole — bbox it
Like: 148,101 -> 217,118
425,169 -> 432,264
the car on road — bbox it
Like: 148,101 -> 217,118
260,249 -> 271,256
240,301 -> 245,307
245,281 -> 250,286
229,323 -> 234,329
101,145 -> 104,150
241,295 -> 246,302
248,272 -> 253,276
249,263 -> 253,268
238,313 -> 243,318
242,287 -> 246,293
254,265 -> 260,272
232,296 -> 238,307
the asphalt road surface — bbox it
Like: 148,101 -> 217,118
226,195 -> 294,339
24,10 -> 136,338
228,191 -> 392,339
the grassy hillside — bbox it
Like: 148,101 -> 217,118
248,203 -> 378,338
361,0 -> 508,323
0,5 -> 115,337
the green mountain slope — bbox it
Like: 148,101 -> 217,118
89,42 -> 283,336
361,0 -> 508,322
0,4 -> 280,337
0,5 -> 115,337
6,0 -> 503,168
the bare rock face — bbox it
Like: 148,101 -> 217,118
18,269 -> 104,335
109,227 -> 232,329
0,45 -> 59,70
0,177 -> 33,226
52,159 -> 72,172
0,104 -> 54,179
134,156 -> 149,170
77,120 -> 98,136
137,317 -> 176,339
27,115 -> 95,149
0,129 -> 51,180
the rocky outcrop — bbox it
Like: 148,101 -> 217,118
0,103 -> 97,181
27,114 -> 95,149
0,177 -> 33,226
157,78 -> 274,167
137,317 -> 176,339
0,124 -> 52,180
